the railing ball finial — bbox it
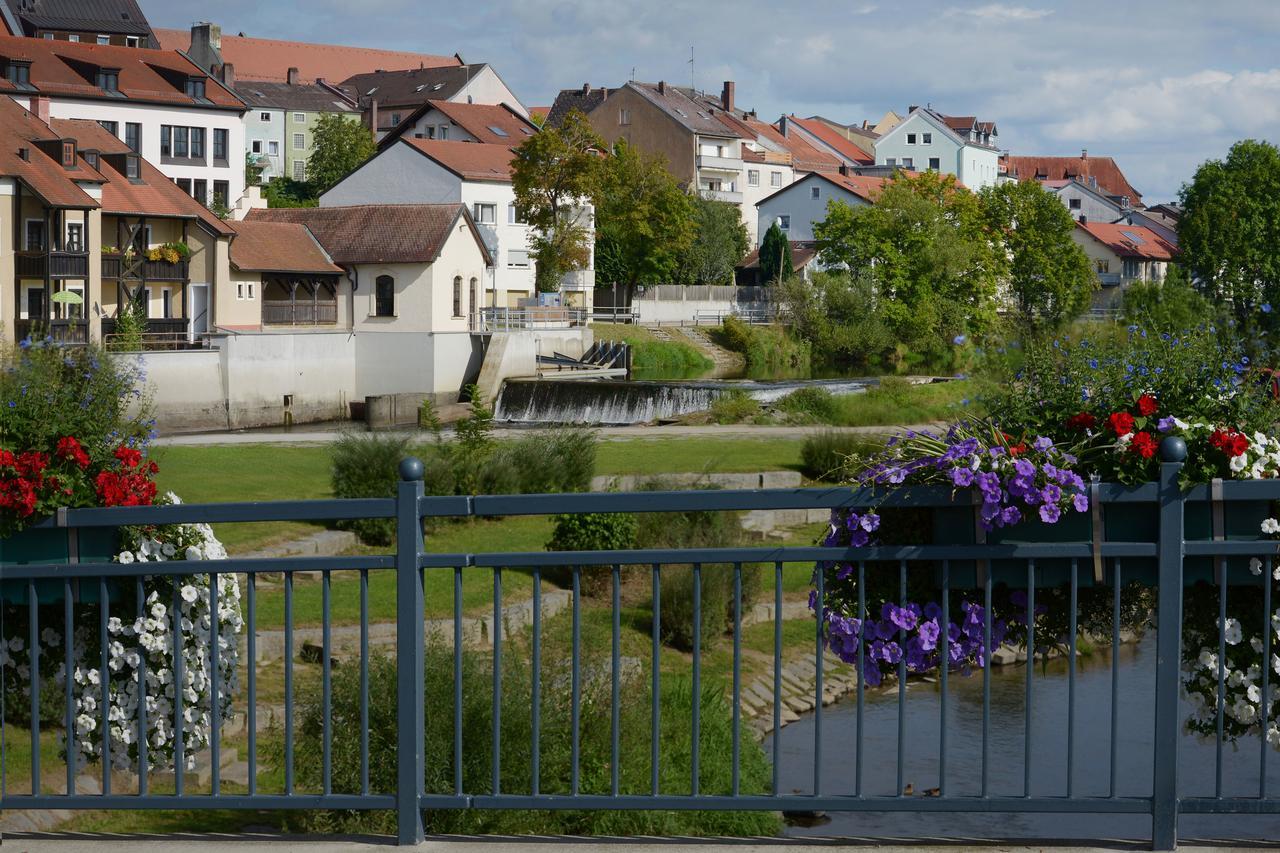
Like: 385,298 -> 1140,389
1159,435 -> 1187,463
399,456 -> 425,481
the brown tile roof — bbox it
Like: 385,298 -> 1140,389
0,96 -> 100,208
400,138 -> 516,182
3,0 -> 155,39
784,115 -> 874,165
770,119 -> 842,173
383,100 -> 536,146
738,242 -> 818,271
229,220 -> 341,274
154,28 -> 458,85
234,80 -> 356,112
247,203 -> 490,266
0,35 -> 244,110
546,85 -> 611,128
1004,154 -> 1142,203
627,82 -> 738,137
1076,222 -> 1175,261
340,63 -> 486,110
51,117 -> 234,235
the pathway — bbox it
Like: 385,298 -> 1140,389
669,325 -> 745,376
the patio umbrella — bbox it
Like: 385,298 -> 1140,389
50,290 -> 83,305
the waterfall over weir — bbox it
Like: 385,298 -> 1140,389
493,377 -> 877,426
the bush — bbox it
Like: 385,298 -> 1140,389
329,431 -> 412,545
717,317 -> 810,375
107,299 -> 146,353
800,430 -> 881,481
780,270 -> 896,365
1120,265 -> 1220,334
708,388 -> 761,424
485,428 -> 595,495
282,647 -> 779,837
544,511 -> 637,594
774,386 -> 839,422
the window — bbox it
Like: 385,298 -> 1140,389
619,108 -> 631,125
374,275 -> 395,317
193,179 -> 207,204
174,177 -> 192,195
213,181 -> 229,208
26,220 -> 46,251
125,36 -> 139,48
185,77 -> 206,100
438,125 -> 448,140
507,249 -> 530,268
213,128 -> 228,163
470,278 -> 478,317
487,125 -> 509,137
161,289 -> 172,319
292,160 -> 306,181
747,169 -> 759,187
236,283 -> 244,300
190,127 -> 205,159
1069,198 -> 1082,210
84,151 -> 98,169
66,222 -> 83,252
125,122 -> 140,153
160,125 -> 171,156
97,35 -> 110,45
125,155 -> 140,180
770,171 -> 782,187
1095,259 -> 1109,274
6,60 -> 31,87
423,126 -> 435,139
811,186 -> 820,200
293,113 -> 306,123
452,276 -> 463,317
292,133 -> 305,150
928,157 -> 940,171
173,126 -> 189,158
268,140 -> 279,156
96,69 -> 119,92
251,140 -> 263,153
390,113 -> 402,126
508,204 -> 527,225
260,112 -> 272,122
68,34 -> 80,43
922,133 -> 932,144
473,203 -> 496,224
1123,258 -> 1140,279
98,119 -> 119,135
902,157 -> 913,169
778,215 -> 790,231
886,157 -> 896,166
61,141 -> 76,167
906,133 -> 916,144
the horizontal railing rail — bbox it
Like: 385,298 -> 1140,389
0,441 -> 1277,849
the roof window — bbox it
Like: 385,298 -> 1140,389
185,76 -> 208,101
61,140 -> 77,168
96,68 -> 121,94
5,60 -> 34,91
487,125 -> 509,137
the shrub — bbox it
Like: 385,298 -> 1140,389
485,428 -> 596,495
800,430 -> 881,481
709,388 -> 760,424
107,300 -> 146,353
418,397 -> 443,434
544,510 -> 637,594
774,386 -> 839,422
717,317 -> 810,375
1120,265 -> 1220,334
329,431 -> 412,545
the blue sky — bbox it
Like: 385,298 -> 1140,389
152,1 -> 1280,202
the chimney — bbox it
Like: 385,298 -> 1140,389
778,115 -> 789,135
30,95 -> 50,124
581,83 -> 591,95
1081,148 -> 1088,159
838,163 -> 850,177
721,80 -> 735,112
1080,214 -> 1087,224
17,146 -> 29,161
601,87 -> 608,101
220,62 -> 235,88
287,67 -> 300,86
189,23 -> 223,71
368,98 -> 379,133
657,80 -> 666,95
908,104 -> 919,113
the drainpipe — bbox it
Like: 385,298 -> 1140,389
345,264 -> 358,330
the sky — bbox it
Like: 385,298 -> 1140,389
151,1 -> 1280,202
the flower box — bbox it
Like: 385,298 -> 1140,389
0,526 -> 118,604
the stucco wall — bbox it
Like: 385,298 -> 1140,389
756,174 -> 870,245
587,87 -> 695,181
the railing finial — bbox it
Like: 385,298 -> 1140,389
1158,435 -> 1187,463
398,456 -> 425,481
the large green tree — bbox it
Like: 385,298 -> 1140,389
757,222 -> 793,285
981,179 -> 1095,329
1179,139 -> 1280,330
593,140 -> 695,291
813,170 -> 1003,349
511,109 -> 604,292
675,194 -> 750,285
306,114 -> 376,195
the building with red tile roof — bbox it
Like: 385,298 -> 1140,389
0,0 -> 157,47
754,169 -> 890,248
778,115 -> 875,166
1004,152 -> 1142,206
381,100 -> 538,147
1073,221 -> 1175,308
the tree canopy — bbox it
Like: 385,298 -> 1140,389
306,114 -> 376,196
674,195 -> 750,286
758,222 -> 793,285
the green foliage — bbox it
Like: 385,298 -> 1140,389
482,428 -> 596,495
545,511 -> 637,594
757,222 -> 792,284
329,431 -> 410,546
1179,138 -> 1280,336
594,140 -> 695,288
512,109 -> 603,292
417,397 -> 443,436
779,270 -> 896,365
800,431 -> 882,482
590,323 -> 711,380
107,298 -> 146,352
306,113 -> 376,195
708,389 -> 761,424
980,179 -> 1096,330
718,317 -> 809,373
284,650 -> 779,836
244,151 -> 264,187
675,195 -> 750,285
263,177 -> 318,208
774,386 -> 840,422
1120,265 -> 1218,333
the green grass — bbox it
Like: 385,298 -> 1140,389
823,378 -> 981,427
593,322 -> 714,379
595,438 -> 804,476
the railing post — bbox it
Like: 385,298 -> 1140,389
396,457 -> 426,845
1152,436 -> 1186,850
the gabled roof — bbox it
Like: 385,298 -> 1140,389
1075,221 -> 1175,261
229,220 -> 341,274
769,119 -> 842,174
234,80 -> 356,112
155,27 -> 458,85
0,35 -> 245,110
246,204 -> 493,266
782,115 -> 874,165
381,100 -> 537,146
2,0 -> 155,39
0,95 -> 99,208
339,63 -> 487,108
400,138 -> 516,182
1040,177 -> 1123,212
738,242 -> 818,272
51,117 -> 233,235
626,81 -> 737,138
756,170 -> 889,207
1004,154 -> 1141,204
546,84 -> 611,128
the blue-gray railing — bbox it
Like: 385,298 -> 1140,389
0,437 -> 1276,850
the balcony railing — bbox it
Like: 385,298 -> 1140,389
12,318 -> 88,345
700,188 -> 743,204
263,300 -> 339,326
1097,272 -> 1122,287
475,306 -> 587,331
696,153 -> 741,172
14,251 -> 89,279
99,254 -> 189,282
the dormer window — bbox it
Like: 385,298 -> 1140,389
125,154 -> 140,180
96,68 -> 120,93
61,140 -> 77,168
185,76 -> 206,100
84,150 -> 99,169
5,60 -> 33,90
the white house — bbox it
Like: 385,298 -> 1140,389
755,170 -> 887,246
339,63 -> 529,140
1041,178 -> 1124,225
378,99 -> 538,147
873,107 -> 1000,191
1,35 -> 247,208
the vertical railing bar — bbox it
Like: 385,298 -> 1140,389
283,571 -> 293,796
532,568 -> 542,798
692,563 -> 701,797
136,577 -> 147,795
172,582 -> 185,796
452,566 -> 462,797
940,559 -> 949,798
571,567 -> 581,796
29,580 -> 38,797
64,579 -> 74,796
652,564 -> 661,798
856,561 -> 865,799
816,558 -> 826,797
1110,558 -> 1121,799
1024,559 -> 1035,799
611,564 -> 621,798
210,571 -> 221,796
1068,557 -> 1078,799
1152,443 -> 1186,851
394,462 -> 426,845
731,562 -> 742,798
1,590 -> 6,798
772,562 -> 782,798
99,578 -> 110,796
492,566 -> 502,796
1261,557 -> 1272,800
361,568 -> 370,797
247,572 -> 257,797
982,563 -> 991,799
895,559 -> 905,798
1215,555 -> 1226,800
321,570 -> 331,797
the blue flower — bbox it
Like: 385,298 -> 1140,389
953,334 -> 967,345
1264,304 -> 1273,314
1088,358 -> 1099,369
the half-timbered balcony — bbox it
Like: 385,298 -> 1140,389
100,254 -> 189,283
262,277 -> 340,327
12,319 -> 89,345
15,251 -> 90,279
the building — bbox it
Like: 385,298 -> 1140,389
873,106 -> 1000,190
228,219 -> 344,330
777,115 -> 875,168
237,71 -> 359,184
1041,178 -> 1125,225
1112,207 -> 1177,246
0,0 -> 156,47
1003,151 -> 1141,207
0,35 -> 248,208
379,99 -> 538,146
339,63 -> 528,139
801,116 -> 879,160
319,135 -> 589,310
1072,221 -> 1176,308
755,170 -> 888,246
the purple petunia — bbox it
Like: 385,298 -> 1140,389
1039,503 -> 1062,523
1072,492 -> 1089,513
918,619 -> 941,651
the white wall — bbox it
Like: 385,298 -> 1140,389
756,174 -> 871,245
740,155 -> 794,246
456,66 -> 529,118
874,111 -> 1000,191
244,106 -> 283,182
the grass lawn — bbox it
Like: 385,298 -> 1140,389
595,438 -> 804,476
592,322 -> 713,379
824,378 -> 982,427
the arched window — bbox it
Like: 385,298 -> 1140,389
375,275 -> 395,317
469,277 -> 478,318
452,275 -> 463,318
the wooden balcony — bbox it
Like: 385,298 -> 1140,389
100,254 -> 189,282
12,319 -> 89,345
263,300 -> 338,326
15,251 -> 89,280
100,317 -> 197,351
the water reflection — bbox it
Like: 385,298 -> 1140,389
767,635 -> 1280,842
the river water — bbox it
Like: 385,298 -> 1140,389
766,635 -> 1280,843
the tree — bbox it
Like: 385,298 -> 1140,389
1179,139 -> 1280,332
511,109 -> 604,292
758,222 -> 793,285
980,179 -> 1095,329
675,194 -> 750,285
813,170 -> 1003,350
1121,263 -> 1218,333
306,114 -> 376,196
594,140 -> 695,291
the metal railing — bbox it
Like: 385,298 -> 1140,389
0,439 -> 1277,849
474,307 -> 588,331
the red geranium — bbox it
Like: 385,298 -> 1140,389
1130,431 -> 1158,459
1209,429 -> 1249,458
1136,395 -> 1158,416
1066,412 -> 1097,431
1107,412 -> 1135,437
56,436 -> 90,469
114,444 -> 143,469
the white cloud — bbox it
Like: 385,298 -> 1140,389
946,4 -> 1052,21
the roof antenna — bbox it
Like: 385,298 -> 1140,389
630,67 -> 635,82
688,46 -> 694,93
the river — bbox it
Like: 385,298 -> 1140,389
766,635 -> 1280,843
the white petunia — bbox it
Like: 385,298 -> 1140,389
1223,619 -> 1243,645
1251,557 -> 1264,576
1263,518 -> 1280,535
118,551 -> 135,564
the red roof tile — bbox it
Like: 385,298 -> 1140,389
784,115 -> 874,165
400,138 -> 516,182
154,28 -> 459,84
1004,155 -> 1141,203
739,242 -> 818,271
0,34 -> 244,110
1076,222 -> 1175,260
0,96 -> 99,208
247,204 -> 489,266
229,220 -> 341,274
